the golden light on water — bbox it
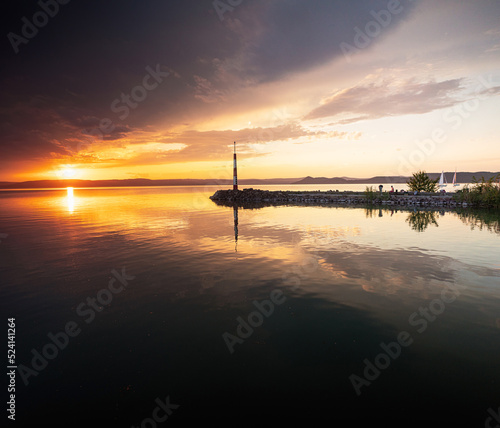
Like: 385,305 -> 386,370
66,187 -> 75,213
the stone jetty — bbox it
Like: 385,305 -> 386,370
210,188 -> 469,208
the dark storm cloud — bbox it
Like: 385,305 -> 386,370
0,0 -> 417,168
213,0 -> 416,82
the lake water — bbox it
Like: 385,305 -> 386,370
211,182 -> 469,192
1,186 -> 499,426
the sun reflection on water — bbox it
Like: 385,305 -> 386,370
66,187 -> 75,213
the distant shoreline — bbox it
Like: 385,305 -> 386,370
0,183 -> 461,192
0,171 -> 497,189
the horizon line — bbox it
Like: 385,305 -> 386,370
2,170 -> 500,184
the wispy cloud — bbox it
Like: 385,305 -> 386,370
80,120 -> 361,169
305,77 -> 465,123
114,122 -> 327,165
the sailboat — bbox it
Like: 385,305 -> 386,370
452,169 -> 459,186
438,171 -> 447,188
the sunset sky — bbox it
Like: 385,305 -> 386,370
1,0 -> 500,182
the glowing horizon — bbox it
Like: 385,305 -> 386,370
2,1 -> 500,182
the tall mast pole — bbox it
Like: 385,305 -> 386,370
233,141 -> 238,191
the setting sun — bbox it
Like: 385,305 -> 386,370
58,166 -> 77,179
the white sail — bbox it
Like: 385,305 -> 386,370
439,171 -> 447,187
453,169 -> 459,186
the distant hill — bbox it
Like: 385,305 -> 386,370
0,177 -> 301,189
294,172 -> 500,185
0,172 -> 498,189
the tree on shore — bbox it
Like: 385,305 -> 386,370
406,171 -> 438,192
455,173 -> 500,207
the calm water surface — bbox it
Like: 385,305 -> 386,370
1,186 -> 499,426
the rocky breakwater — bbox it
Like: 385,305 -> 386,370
210,188 -> 467,208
